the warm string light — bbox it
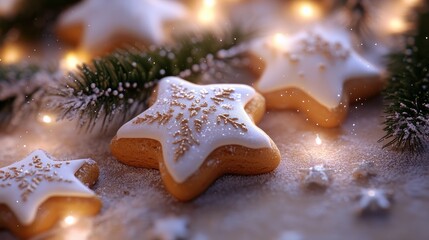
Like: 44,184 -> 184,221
291,1 -> 321,21
197,0 -> 218,25
39,113 -> 55,125
272,33 -> 288,50
402,0 -> 421,6
42,115 -> 53,124
387,17 -> 408,34
1,44 -> 22,64
382,1 -> 420,35
62,217 -> 93,240
63,216 -> 77,226
60,51 -> 88,71
299,3 -> 314,17
204,0 -> 216,8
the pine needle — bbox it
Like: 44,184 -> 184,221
49,27 -> 249,132
379,10 -> 429,152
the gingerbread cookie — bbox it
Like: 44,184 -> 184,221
247,26 -> 384,127
0,150 -> 101,238
111,77 -> 280,201
57,0 -> 187,54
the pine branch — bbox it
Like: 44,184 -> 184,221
0,63 -> 56,128
379,10 -> 429,152
49,28 -> 249,132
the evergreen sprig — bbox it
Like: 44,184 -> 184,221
0,63 -> 55,128
50,28 -> 249,132
379,10 -> 429,152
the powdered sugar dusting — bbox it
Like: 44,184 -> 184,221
0,91 -> 428,239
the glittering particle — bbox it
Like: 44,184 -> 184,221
357,188 -> 393,214
315,134 -> 322,145
63,215 -> 77,226
300,164 -> 333,188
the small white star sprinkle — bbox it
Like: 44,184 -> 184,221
300,164 -> 333,188
352,161 -> 377,180
357,188 -> 393,214
149,216 -> 189,240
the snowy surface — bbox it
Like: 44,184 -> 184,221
0,0 -> 426,238
0,94 -> 428,240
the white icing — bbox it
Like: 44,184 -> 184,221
0,149 -> 96,225
249,26 -> 381,109
59,0 -> 187,51
117,77 -> 272,183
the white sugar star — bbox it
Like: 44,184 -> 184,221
358,188 -> 393,213
59,0 -> 187,52
149,216 -> 189,240
300,164 -> 333,187
0,150 -> 96,225
117,77 -> 272,183
250,26 -> 381,109
352,160 -> 377,180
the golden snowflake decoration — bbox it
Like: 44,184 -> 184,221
0,155 -> 72,202
133,83 -> 247,161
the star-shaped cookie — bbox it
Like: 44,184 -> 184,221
111,77 -> 280,200
0,149 -> 101,238
57,0 -> 188,54
248,26 -> 384,127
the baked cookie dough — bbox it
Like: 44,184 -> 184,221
0,150 -> 101,238
247,26 -> 384,127
111,77 -> 280,201
57,0 -> 187,55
